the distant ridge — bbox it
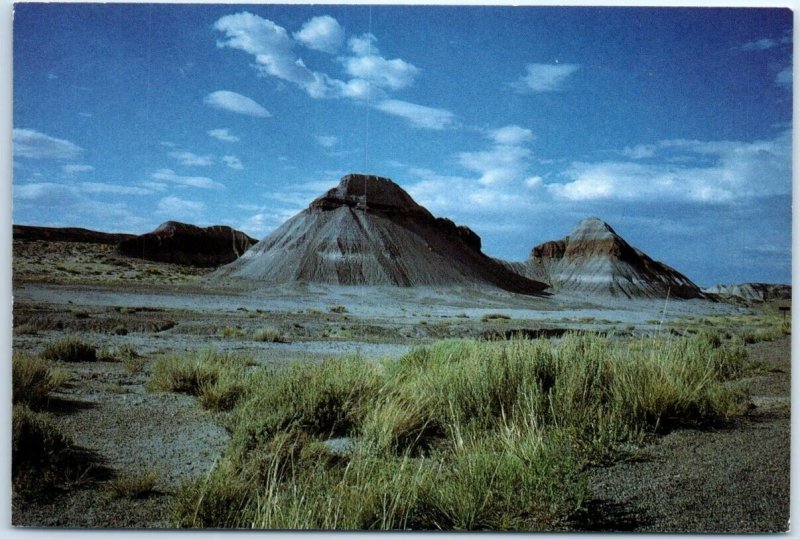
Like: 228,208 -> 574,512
503,217 -> 704,299
117,221 -> 257,267
704,283 -> 791,303
13,224 -> 135,244
210,174 -> 547,295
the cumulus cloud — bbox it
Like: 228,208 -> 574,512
14,182 -> 78,204
204,90 -> 271,117
512,63 -> 580,93
212,12 -> 446,129
62,164 -> 94,175
547,130 -> 791,203
151,169 -> 225,190
13,128 -> 83,160
157,196 -> 206,217
208,128 -> 240,142
487,125 -> 534,146
168,151 -> 214,166
222,155 -> 244,170
293,15 -> 345,54
374,100 -> 456,130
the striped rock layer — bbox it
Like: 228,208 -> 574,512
210,174 -> 547,295
505,217 -> 704,299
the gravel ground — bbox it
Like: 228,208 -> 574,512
580,336 -> 791,533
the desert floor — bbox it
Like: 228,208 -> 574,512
10,240 -> 791,530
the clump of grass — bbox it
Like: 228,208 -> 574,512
171,332 -> 753,530
329,305 -> 348,314
108,470 -> 160,499
220,326 -> 246,338
12,405 -> 82,498
148,349 -> 254,412
40,336 -> 97,362
112,325 -> 128,335
252,327 -> 288,343
480,313 -> 511,322
12,354 -> 68,409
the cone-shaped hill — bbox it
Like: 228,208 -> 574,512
117,221 -> 257,267
504,217 -> 704,299
210,174 -> 547,295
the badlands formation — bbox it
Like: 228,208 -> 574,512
117,221 -> 256,267
210,174 -> 548,295
505,217 -> 705,299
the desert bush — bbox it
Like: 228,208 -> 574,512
480,313 -> 511,322
108,470 -> 160,499
148,349 -> 254,412
40,336 -> 97,362
252,326 -> 288,343
329,305 -> 349,314
12,405 -> 75,497
220,326 -> 245,338
12,354 -> 68,409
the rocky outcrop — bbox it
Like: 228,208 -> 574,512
703,283 -> 791,303
13,224 -> 135,244
210,174 -> 546,295
117,221 -> 256,267
505,217 -> 704,299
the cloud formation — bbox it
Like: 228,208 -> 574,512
222,155 -> 244,170
374,100 -> 456,130
213,12 -> 450,129
13,128 -> 83,159
208,128 -> 240,142
315,135 -> 338,148
203,90 -> 271,117
293,15 -> 345,54
513,63 -> 580,93
157,196 -> 206,217
168,151 -> 214,166
548,130 -> 791,203
150,168 -> 225,190
62,164 -> 94,174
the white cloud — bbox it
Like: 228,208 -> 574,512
315,135 -> 338,148
348,33 -> 378,56
157,196 -> 206,218
208,128 -> 240,142
204,90 -> 271,117
62,164 -> 94,174
487,125 -> 534,146
776,66 -> 792,88
548,130 -> 791,203
77,182 -> 152,195
168,151 -> 214,166
512,63 -> 580,93
458,144 -> 532,186
525,176 -> 543,188
342,54 -> 419,91
293,15 -> 345,54
14,182 -> 78,204
151,169 -> 225,190
740,37 -> 779,51
620,144 -> 657,159
374,100 -> 456,130
213,12 -> 443,129
222,155 -> 244,170
13,128 -> 83,160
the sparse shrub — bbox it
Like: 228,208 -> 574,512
252,327 -> 288,343
481,313 -> 511,322
329,305 -> 348,314
12,405 -> 75,497
40,336 -> 97,363
112,325 -> 128,335
72,309 -> 90,319
220,326 -> 245,338
12,354 -> 68,408
108,470 -> 160,499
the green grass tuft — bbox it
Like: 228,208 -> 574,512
40,336 -> 97,363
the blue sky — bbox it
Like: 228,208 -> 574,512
11,4 -> 793,286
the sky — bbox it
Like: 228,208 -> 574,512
10,3 -> 793,286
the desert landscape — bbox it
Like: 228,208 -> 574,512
11,174 -> 791,531
11,4 -> 792,532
